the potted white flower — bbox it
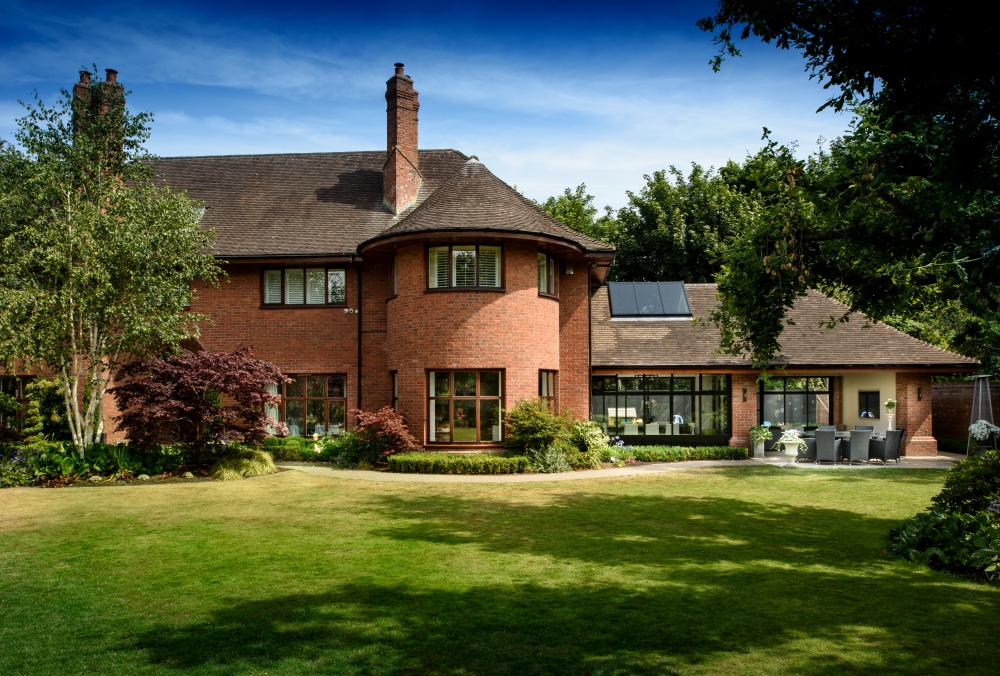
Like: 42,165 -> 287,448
778,428 -> 805,459
884,399 -> 896,430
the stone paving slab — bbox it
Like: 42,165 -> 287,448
277,453 -> 959,484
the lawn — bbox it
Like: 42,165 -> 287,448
1,467 -> 998,675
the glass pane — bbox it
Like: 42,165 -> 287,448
808,392 -> 830,425
537,253 -> 547,292
429,247 -> 449,288
328,376 -> 346,398
785,394 -> 807,426
700,394 -> 728,435
762,377 -> 783,392
646,395 -> 670,423
285,400 -> 303,437
634,282 -> 664,315
479,246 -> 500,287
480,371 -> 501,397
284,269 -> 304,304
785,377 -> 807,391
646,376 -> 671,391
657,281 -> 691,315
480,399 -> 501,441
306,375 -> 324,398
591,396 -> 608,427
626,395 -> 644,425
539,372 -> 549,397
285,376 -> 304,398
431,399 -> 450,442
672,376 -> 695,391
430,372 -> 450,397
762,393 -> 784,425
328,402 -> 345,434
701,375 -> 727,391
548,256 -> 555,294
608,282 -> 638,316
453,400 -> 477,442
454,371 -> 476,396
306,268 -> 326,304
671,395 -> 694,433
619,376 -> 642,392
306,400 -> 324,436
453,246 -> 477,286
264,270 -> 282,304
392,257 -> 397,296
328,269 -> 346,304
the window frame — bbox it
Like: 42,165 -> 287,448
392,371 -> 399,411
858,390 -> 881,419
425,244 -> 505,291
757,376 -> 834,426
539,370 -> 557,409
279,374 -> 348,437
537,252 -> 558,297
590,374 -> 731,437
427,369 -> 505,444
260,266 -> 348,308
0,375 -> 34,432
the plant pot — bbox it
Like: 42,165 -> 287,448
754,440 -> 765,458
781,441 -> 800,458
886,413 -> 895,430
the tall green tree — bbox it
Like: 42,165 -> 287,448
0,69 -> 222,455
698,2 -> 1000,370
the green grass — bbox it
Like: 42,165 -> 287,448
1,467 -> 998,675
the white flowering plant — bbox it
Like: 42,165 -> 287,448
884,399 -> 896,411
969,419 -> 1000,442
779,428 -> 806,450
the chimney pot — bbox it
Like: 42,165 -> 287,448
79,71 -> 91,85
394,63 -> 404,75
105,69 -> 118,83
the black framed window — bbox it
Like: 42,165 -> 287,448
428,370 -> 503,443
392,372 -> 399,411
537,252 -> 557,295
391,257 -> 398,296
262,267 -> 346,306
279,374 -> 347,436
0,375 -> 33,432
428,245 -> 502,289
539,370 -> 557,409
859,391 -> 881,419
759,377 -> 833,426
590,374 -> 729,437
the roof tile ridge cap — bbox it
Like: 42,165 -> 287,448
156,150 -> 384,161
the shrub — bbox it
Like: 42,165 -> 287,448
110,347 -> 289,464
931,450 -> 1000,515
389,452 -> 530,474
889,510 -> 1000,585
504,399 -> 571,454
317,431 -> 368,466
626,445 -> 750,462
211,446 -> 277,481
530,444 -> 572,473
567,420 -> 609,469
351,407 -> 421,463
23,378 -> 71,441
263,436 -> 315,461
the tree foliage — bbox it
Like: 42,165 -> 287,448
350,406 -> 422,460
110,347 -> 287,463
698,2 -> 1000,370
0,69 -> 223,454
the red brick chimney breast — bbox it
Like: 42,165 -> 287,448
384,63 -> 421,215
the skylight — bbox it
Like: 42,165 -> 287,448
608,282 -> 692,317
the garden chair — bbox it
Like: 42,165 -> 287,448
817,425 -> 835,431
855,425 -> 875,432
815,430 -> 841,464
869,429 -> 903,464
796,437 -> 817,462
847,430 -> 870,464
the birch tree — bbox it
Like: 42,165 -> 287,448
0,69 -> 221,456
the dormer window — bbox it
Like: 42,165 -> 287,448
427,245 -> 502,289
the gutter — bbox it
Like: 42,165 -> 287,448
351,255 -> 362,411
588,263 -> 594,422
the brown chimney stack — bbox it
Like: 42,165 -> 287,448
384,63 -> 421,215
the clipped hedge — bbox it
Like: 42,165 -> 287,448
625,445 -> 749,463
389,452 -> 530,474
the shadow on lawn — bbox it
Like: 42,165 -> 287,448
129,490 -> 1000,675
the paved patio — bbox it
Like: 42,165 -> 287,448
277,452 -> 961,483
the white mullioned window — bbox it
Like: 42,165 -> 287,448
262,267 -> 347,306
428,245 -> 502,289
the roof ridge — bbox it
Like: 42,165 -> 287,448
158,149 -> 466,161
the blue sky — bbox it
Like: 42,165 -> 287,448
0,0 -> 851,209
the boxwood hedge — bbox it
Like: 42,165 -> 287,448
389,452 -> 530,474
623,445 -> 749,462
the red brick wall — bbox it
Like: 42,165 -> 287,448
360,262 -> 391,411
730,372 -> 757,448
386,242 -> 561,445
932,382 -> 1000,440
558,260 -> 590,421
896,372 -> 936,455
833,375 -> 843,426
384,67 -> 420,213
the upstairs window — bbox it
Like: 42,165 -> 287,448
428,245 -> 502,289
538,253 -> 557,295
262,267 -> 346,306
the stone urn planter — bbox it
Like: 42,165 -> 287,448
753,440 -> 765,458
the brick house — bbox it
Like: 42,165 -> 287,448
89,65 -> 979,455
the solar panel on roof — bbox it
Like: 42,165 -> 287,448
608,281 -> 692,317
608,283 -> 638,316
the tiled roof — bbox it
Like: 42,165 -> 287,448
592,283 -> 980,370
154,150 -> 468,257
363,159 -> 615,254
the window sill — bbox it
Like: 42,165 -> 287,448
260,304 -> 348,309
423,443 -> 505,449
538,292 -> 559,301
424,287 -> 506,294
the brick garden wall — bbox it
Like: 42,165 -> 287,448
932,382 -> 1000,441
